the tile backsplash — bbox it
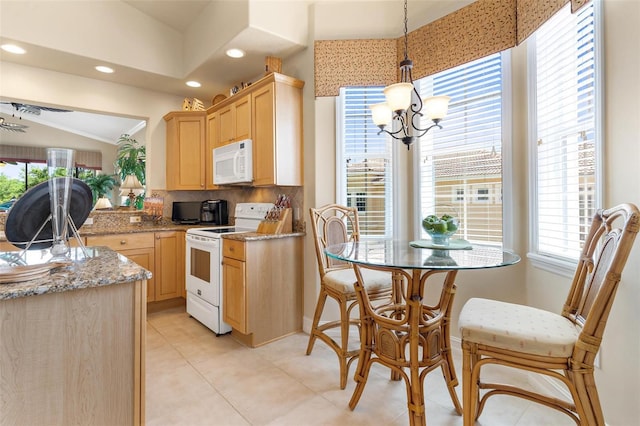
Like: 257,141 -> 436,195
0,186 -> 306,234
148,186 -> 305,231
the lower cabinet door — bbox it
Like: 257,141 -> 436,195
121,248 -> 156,302
222,256 -> 247,333
154,231 -> 184,301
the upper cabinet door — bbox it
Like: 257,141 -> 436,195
218,104 -> 234,145
252,83 -> 276,186
217,93 -> 251,145
252,76 -> 304,187
234,94 -> 252,141
164,111 -> 207,190
206,112 -> 219,189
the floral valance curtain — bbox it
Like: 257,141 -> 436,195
315,0 -> 590,97
0,145 -> 102,170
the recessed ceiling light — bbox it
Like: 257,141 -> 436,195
186,81 -> 201,88
1,44 -> 26,54
95,65 -> 114,73
226,48 -> 245,59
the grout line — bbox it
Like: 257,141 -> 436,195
146,316 -> 254,425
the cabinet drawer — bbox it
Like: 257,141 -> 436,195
223,239 -> 245,261
87,233 -> 155,251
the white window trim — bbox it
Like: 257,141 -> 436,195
526,0 -> 604,275
335,87 -> 395,238
336,88 -> 347,204
501,50 -> 515,251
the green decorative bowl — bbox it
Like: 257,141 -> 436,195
422,214 -> 459,246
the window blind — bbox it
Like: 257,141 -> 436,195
0,145 -> 103,170
418,53 -> 504,244
532,2 -> 597,261
339,87 -> 393,238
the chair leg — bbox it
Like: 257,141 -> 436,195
405,363 -> 426,426
338,294 -> 352,389
571,370 -> 606,426
441,361 -> 463,414
462,341 -> 478,426
306,287 -> 329,355
348,343 -> 373,410
408,387 -> 426,426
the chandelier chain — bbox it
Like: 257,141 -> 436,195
403,0 -> 409,60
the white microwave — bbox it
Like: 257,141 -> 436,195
213,139 -> 253,185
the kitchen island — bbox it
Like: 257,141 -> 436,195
0,246 -> 150,426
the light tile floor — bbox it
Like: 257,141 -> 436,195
146,306 -> 574,426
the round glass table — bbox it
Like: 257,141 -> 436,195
325,239 -> 521,271
324,240 -> 520,426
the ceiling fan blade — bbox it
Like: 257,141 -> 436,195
38,105 -> 71,113
0,118 -> 29,132
1,102 -> 71,116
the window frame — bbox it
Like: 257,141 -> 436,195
336,86 -> 394,239
413,50 -> 514,248
526,0 -> 604,277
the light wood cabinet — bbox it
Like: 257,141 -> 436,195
164,111 -> 207,190
0,238 -> 86,252
0,241 -> 15,252
205,112 -> 219,189
222,236 -> 303,347
251,75 -> 304,186
222,256 -> 246,332
217,93 -> 251,145
164,74 -> 303,191
87,232 -> 185,303
0,277 -> 146,425
87,233 -> 156,302
205,72 -> 304,188
153,231 -> 185,300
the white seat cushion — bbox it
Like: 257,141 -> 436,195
324,267 -> 392,294
459,298 -> 581,358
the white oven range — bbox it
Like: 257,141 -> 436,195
185,202 -> 274,334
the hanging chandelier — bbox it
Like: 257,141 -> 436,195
370,0 -> 451,149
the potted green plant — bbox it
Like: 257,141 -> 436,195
85,173 -> 117,209
115,134 -> 146,208
115,134 -> 146,185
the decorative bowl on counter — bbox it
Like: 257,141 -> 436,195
422,214 -> 459,246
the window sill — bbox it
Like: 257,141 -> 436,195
526,252 -> 576,278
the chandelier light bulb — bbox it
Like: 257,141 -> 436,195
383,82 -> 413,113
423,96 -> 451,120
370,102 -> 392,127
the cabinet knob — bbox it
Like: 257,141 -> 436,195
120,240 -> 127,245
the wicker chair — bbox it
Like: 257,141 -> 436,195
348,264 -> 463,426
459,203 -> 640,426
306,204 -> 393,389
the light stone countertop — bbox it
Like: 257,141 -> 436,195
222,231 -> 306,241
0,246 -> 152,300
